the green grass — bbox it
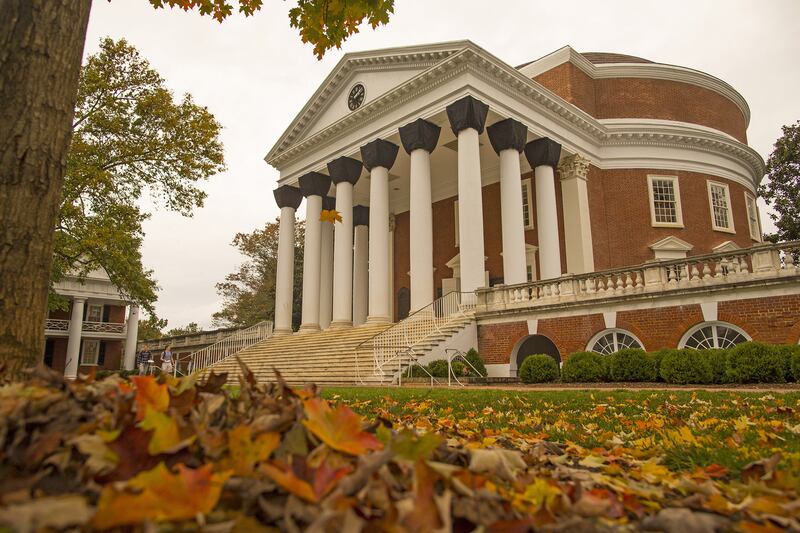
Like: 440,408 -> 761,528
324,387 -> 800,474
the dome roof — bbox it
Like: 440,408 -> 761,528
580,52 -> 653,64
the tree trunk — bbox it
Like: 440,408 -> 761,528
0,0 -> 92,377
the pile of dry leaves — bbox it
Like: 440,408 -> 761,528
0,364 -> 798,532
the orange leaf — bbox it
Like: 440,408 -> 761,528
131,376 -> 169,420
261,462 -> 317,502
223,425 -> 280,476
320,209 -> 342,224
402,459 -> 443,530
92,463 -> 231,528
302,397 -> 382,456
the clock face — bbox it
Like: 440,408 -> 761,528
348,83 -> 365,111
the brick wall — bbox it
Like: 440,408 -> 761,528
476,294 -> 800,365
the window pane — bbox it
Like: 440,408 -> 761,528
652,179 -> 677,223
710,184 -> 730,229
521,183 -> 531,227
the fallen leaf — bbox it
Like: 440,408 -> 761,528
0,495 -> 92,533
302,397 -> 382,456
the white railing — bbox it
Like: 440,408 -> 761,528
477,240 -> 800,312
355,291 -> 477,383
185,320 -> 273,375
45,319 -> 70,331
44,319 -> 125,334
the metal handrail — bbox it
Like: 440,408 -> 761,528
184,320 -> 273,376
354,291 -> 476,384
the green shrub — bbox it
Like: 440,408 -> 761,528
519,354 -> 559,383
700,349 -> 731,384
561,351 -> 606,382
407,364 -> 430,378
96,369 -> 138,380
792,349 -> 800,382
606,349 -> 655,382
726,342 -> 786,383
659,349 -> 713,384
774,344 -> 800,382
426,360 -> 449,378
464,348 -> 487,377
650,349 -> 670,382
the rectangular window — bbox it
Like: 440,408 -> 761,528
521,178 -> 534,229
745,193 -> 761,241
707,181 -> 735,232
454,200 -> 459,247
81,339 -> 100,366
647,175 -> 683,227
87,304 -> 103,323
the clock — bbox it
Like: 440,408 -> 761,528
348,83 -> 365,111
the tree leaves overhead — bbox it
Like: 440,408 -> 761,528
146,0 -> 395,59
760,120 -> 800,242
56,37 -> 225,313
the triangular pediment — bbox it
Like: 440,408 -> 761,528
266,41 -> 469,164
649,236 -> 694,252
712,240 -> 740,253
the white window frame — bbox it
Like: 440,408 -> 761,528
521,178 -> 535,230
454,200 -> 459,247
81,339 -> 100,366
86,303 -> 103,323
647,175 -> 683,228
744,192 -> 761,242
707,180 -> 735,233
587,328 -> 645,355
678,321 -> 750,350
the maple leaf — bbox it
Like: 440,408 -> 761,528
302,397 -> 382,455
221,425 -> 280,476
92,463 -> 231,528
138,407 -> 194,455
261,460 -> 350,503
319,208 -> 342,224
131,376 -> 169,420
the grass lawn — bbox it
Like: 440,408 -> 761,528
324,387 -> 800,475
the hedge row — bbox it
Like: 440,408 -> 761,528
518,342 -> 800,384
409,348 -> 487,379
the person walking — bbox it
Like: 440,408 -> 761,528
137,346 -> 152,375
160,345 -> 174,374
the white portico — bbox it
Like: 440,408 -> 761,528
266,41 -> 764,333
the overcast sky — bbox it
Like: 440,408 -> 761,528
85,0 -> 800,331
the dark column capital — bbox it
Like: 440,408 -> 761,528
524,137 -> 562,169
445,95 -> 489,135
273,185 -> 303,210
353,205 -> 369,227
327,156 -> 363,185
298,172 -> 331,198
322,196 -> 336,211
360,139 -> 399,171
487,118 -> 528,155
398,118 -> 441,154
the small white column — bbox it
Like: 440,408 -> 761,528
559,154 -> 595,274
487,118 -> 528,285
446,95 -> 490,295
298,172 -> 331,332
319,197 -> 335,330
123,304 -> 140,370
328,156 -> 363,328
525,138 -> 563,280
352,206 -> 369,327
399,119 -> 441,311
273,185 -> 303,335
360,139 -> 399,323
64,297 -> 86,379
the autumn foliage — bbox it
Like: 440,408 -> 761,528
1,366 -> 799,531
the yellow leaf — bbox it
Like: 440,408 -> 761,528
320,209 -> 342,224
139,408 -> 189,455
223,425 -> 280,476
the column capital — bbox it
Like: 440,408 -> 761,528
298,172 -> 331,197
487,118 -> 528,154
399,118 -> 441,154
353,205 -> 369,227
273,185 -> 303,209
72,296 -> 87,304
558,154 -> 591,182
327,156 -> 363,185
360,139 -> 399,171
322,196 -> 336,211
524,137 -> 562,169
446,95 -> 489,135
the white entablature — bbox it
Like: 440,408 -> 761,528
265,41 -> 764,193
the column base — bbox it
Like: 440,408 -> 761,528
328,320 -> 353,330
272,328 -> 293,337
366,315 -> 392,324
298,324 -> 321,334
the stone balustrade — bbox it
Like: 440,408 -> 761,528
476,241 -> 800,312
45,319 -> 126,334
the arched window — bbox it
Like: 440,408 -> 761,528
587,329 -> 644,355
679,321 -> 750,350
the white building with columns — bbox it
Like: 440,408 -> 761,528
257,41 -> 800,380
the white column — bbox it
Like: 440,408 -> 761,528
447,96 -> 489,296
319,214 -> 334,330
525,137 -> 563,280
274,206 -> 297,334
559,154 -> 594,274
300,194 -> 323,331
331,182 -> 354,327
409,148 -> 435,310
352,223 -> 369,326
64,297 -> 85,379
123,304 -> 139,370
367,166 -> 390,322
487,117 -> 529,286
